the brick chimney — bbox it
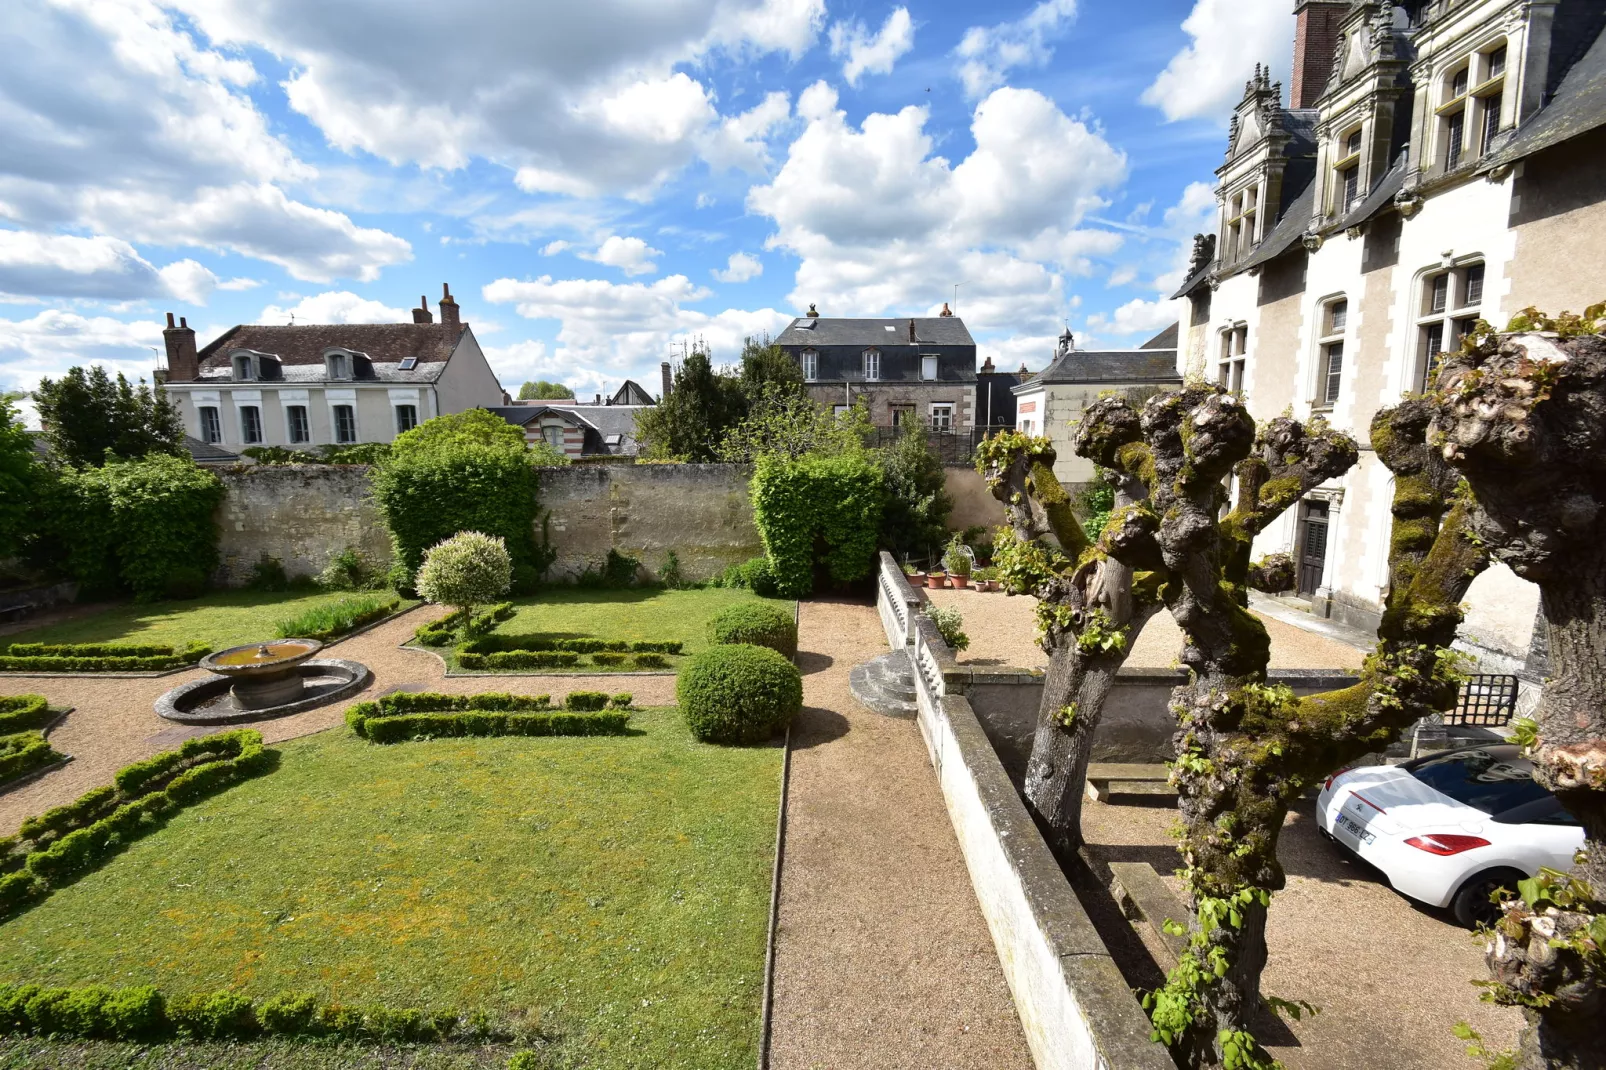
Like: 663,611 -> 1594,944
412,295 -> 433,324
660,361 -> 672,400
1291,1 -> 1349,109
438,283 -> 461,329
908,318 -> 917,343
162,312 -> 198,382
939,302 -> 953,317
980,356 -> 995,374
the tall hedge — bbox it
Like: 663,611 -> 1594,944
53,455 -> 224,600
750,452 -> 883,598
370,411 -> 557,589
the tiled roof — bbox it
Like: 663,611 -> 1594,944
484,404 -> 647,455
194,323 -> 466,382
1479,21 -> 1606,171
1019,349 -> 1182,388
777,316 -> 976,347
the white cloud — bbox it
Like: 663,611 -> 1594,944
157,260 -> 221,305
829,7 -> 915,87
0,230 -> 242,305
1107,265 -> 1137,287
217,276 -> 262,291
0,308 -> 164,394
580,236 -> 663,276
712,252 -> 764,283
541,240 -> 574,256
1142,0 -> 1294,122
256,291 -> 410,326
0,0 -> 412,283
174,0 -> 825,199
482,273 -> 790,379
1085,296 -> 1181,339
702,92 -> 792,173
954,0 -> 1078,99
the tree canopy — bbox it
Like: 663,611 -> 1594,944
518,380 -> 574,400
33,365 -> 184,468
0,396 -> 42,562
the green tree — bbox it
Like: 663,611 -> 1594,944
518,380 -> 575,400
738,335 -> 803,399
415,531 -> 512,627
0,395 -> 43,562
717,390 -> 868,463
34,366 -> 184,467
634,347 -> 748,461
877,420 -> 951,560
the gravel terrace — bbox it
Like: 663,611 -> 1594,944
0,603 -> 680,836
925,585 -> 1368,671
767,598 -> 1031,1070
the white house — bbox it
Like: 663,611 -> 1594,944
158,285 -> 505,451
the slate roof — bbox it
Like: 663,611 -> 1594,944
1479,22 -> 1606,172
1237,178 -> 1318,274
1141,323 -> 1179,350
192,323 -> 467,384
1017,349 -> 1182,389
610,380 -> 655,405
485,404 -> 647,456
184,436 -> 240,464
777,316 -> 976,347
1336,153 -> 1406,232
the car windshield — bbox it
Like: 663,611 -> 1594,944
1408,748 -> 1551,815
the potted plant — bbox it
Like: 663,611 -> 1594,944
927,567 -> 947,589
943,541 -> 972,589
973,566 -> 997,591
901,560 -> 927,585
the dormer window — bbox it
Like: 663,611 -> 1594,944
1335,127 -> 1363,213
325,351 -> 352,380
862,349 -> 880,382
802,349 -> 818,381
1225,187 -> 1258,262
232,354 -> 255,381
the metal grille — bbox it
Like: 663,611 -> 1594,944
1448,674 -> 1519,727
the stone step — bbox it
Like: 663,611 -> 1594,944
1085,762 -> 1176,803
1109,862 -> 1191,967
849,652 -> 919,719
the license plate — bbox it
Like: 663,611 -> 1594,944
1337,813 -> 1375,845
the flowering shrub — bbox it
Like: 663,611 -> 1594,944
415,532 -> 511,624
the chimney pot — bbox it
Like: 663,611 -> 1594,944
1290,1 -> 1350,109
438,282 -> 461,329
939,302 -> 953,317
412,293 -> 434,324
165,312 -> 175,329
162,312 -> 199,382
179,317 -> 187,328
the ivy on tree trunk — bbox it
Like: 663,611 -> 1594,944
1077,387 -> 1488,1069
975,430 -> 1162,857
1429,311 -> 1606,1070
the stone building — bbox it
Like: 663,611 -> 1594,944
775,304 -> 984,430
158,285 -> 505,451
1173,0 -> 1606,668
486,381 -> 655,458
1013,326 -> 1182,488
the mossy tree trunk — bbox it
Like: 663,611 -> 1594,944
1430,317 -> 1606,1070
976,431 -> 1161,857
1078,389 -> 1488,1069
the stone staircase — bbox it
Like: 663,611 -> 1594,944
849,649 -> 918,718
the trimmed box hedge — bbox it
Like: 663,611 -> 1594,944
346,690 -> 631,743
0,733 -> 60,786
0,696 -> 52,735
456,650 -> 580,670
0,982 -> 463,1044
678,643 -> 802,745
0,730 -> 271,918
0,641 -> 211,673
458,634 -> 684,656
709,602 -> 798,659
413,602 -> 515,646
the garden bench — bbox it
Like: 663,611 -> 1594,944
1109,861 -> 1190,967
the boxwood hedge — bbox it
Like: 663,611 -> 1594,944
708,602 -> 798,659
0,695 -> 51,735
0,732 -> 60,786
345,690 -> 632,743
0,642 -> 210,673
677,643 -> 802,745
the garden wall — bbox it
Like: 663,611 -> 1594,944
214,465 -> 390,587
876,555 -> 1173,1070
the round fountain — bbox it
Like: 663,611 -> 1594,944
156,638 -> 371,725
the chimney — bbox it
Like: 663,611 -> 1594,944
1018,363 -> 1029,375
939,302 -> 953,317
660,361 -> 672,400
806,303 -> 819,319
412,294 -> 433,324
1291,1 -> 1350,109
162,312 -> 198,382
594,393 -> 602,405
908,318 -> 917,343
438,283 -> 461,329
980,356 -> 995,374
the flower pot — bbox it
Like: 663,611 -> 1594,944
987,579 -> 1000,592
909,572 -> 927,585
951,575 -> 970,589
927,573 -> 947,589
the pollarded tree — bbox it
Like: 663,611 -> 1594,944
1076,387 -> 1488,1069
1428,309 -> 1606,1070
975,430 -> 1164,856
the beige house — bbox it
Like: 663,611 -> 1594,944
159,285 -> 505,451
1013,327 -> 1181,488
1172,0 -> 1606,670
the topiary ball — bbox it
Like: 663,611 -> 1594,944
708,602 -> 798,659
678,643 -> 802,745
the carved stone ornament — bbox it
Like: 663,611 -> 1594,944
1393,189 -> 1424,218
1302,231 -> 1326,253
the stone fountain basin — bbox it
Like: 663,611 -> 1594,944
200,638 -> 324,677
156,658 -> 371,725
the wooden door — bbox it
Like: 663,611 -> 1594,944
1297,500 -> 1329,597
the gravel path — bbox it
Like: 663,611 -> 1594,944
1079,798 -> 1521,1069
0,604 -> 679,836
767,598 -> 1032,1070
925,587 -> 1367,671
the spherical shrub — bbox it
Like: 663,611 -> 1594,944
709,602 -> 798,659
678,643 -> 802,744
415,531 -> 511,618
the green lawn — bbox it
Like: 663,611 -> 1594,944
437,588 -> 795,673
1,589 -> 412,652
0,708 -> 781,1069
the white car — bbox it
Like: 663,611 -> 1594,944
1316,744 -> 1584,927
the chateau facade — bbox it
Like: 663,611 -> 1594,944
1173,0 -> 1606,670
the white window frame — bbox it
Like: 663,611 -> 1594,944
929,402 -> 954,432
323,349 -> 357,381
394,404 -> 418,435
198,406 -> 222,444
920,354 -> 938,381
1217,323 -> 1247,394
1414,260 -> 1485,392
232,353 -> 256,381
862,349 -> 880,382
239,404 -> 263,444
801,349 -> 818,382
1314,297 -> 1347,410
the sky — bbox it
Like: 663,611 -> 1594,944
0,0 -> 1301,411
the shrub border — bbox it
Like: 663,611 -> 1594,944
0,729 -> 273,919
0,733 -> 65,791
276,596 -> 404,643
347,690 -> 633,743
0,642 -> 212,676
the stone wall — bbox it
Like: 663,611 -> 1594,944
214,465 -> 390,586
537,464 -> 762,582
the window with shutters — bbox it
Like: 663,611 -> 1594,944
199,406 -> 221,444
333,405 -> 357,444
239,405 -> 263,444
287,405 -> 310,443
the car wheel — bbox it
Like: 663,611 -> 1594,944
1451,868 -> 1526,929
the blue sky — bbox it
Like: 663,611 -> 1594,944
0,0 -> 1298,407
